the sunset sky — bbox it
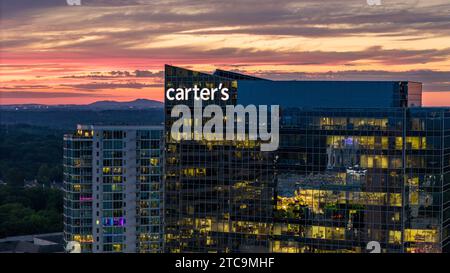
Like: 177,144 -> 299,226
1,0 -> 449,105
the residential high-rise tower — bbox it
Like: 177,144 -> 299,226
63,125 -> 164,253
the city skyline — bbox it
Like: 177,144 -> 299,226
1,0 -> 450,106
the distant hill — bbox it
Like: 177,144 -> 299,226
0,99 -> 164,129
86,99 -> 163,110
0,99 -> 163,111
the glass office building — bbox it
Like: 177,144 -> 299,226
63,125 -> 164,253
273,107 -> 449,253
164,65 -> 450,253
164,65 -> 273,252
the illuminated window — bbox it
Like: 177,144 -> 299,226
389,231 -> 402,243
409,191 -> 419,205
112,244 -> 122,252
395,137 -> 403,150
405,229 -> 438,243
389,193 -> 402,207
150,158 -> 159,166
404,136 -> 426,150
